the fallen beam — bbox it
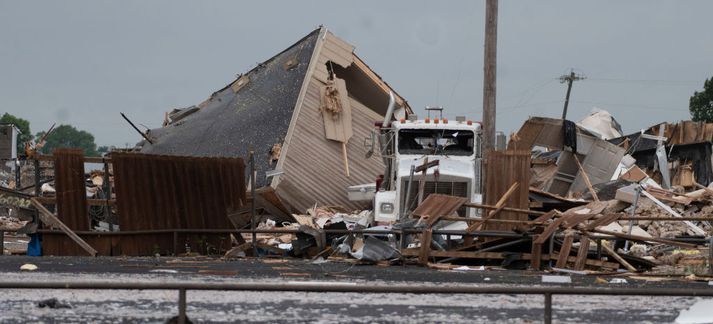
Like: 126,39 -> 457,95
599,241 -> 637,272
31,198 -> 98,257
640,189 -> 706,236
34,196 -> 116,207
462,204 -> 546,216
588,229 -> 697,248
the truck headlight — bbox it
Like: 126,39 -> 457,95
380,202 -> 394,213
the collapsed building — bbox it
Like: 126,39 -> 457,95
2,27 -> 417,257
137,27 -> 411,213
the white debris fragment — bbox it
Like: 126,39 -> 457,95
149,269 -> 178,274
453,266 -> 485,271
541,275 -> 571,283
20,263 -> 38,271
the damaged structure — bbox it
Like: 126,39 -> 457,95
137,27 -> 410,213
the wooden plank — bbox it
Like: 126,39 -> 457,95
694,182 -> 713,195
34,196 -> 116,207
533,217 -> 566,245
585,213 -> 622,230
573,154 -> 599,202
31,198 -> 98,257
34,154 -> 110,164
555,234 -> 574,268
561,213 -> 598,229
531,210 -> 558,223
463,203 -> 546,216
531,237 -> 542,270
600,241 -> 637,272
419,229 -> 433,265
573,236 -> 591,271
464,182 -> 519,245
588,228 -> 696,248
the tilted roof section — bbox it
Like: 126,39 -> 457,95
139,29 -> 320,186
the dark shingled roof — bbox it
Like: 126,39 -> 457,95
139,29 -> 320,187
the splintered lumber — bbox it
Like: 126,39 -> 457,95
599,241 -> 637,272
464,182 -> 519,243
533,216 -> 567,245
419,228 -> 433,265
555,234 -> 575,268
585,213 -> 622,230
640,189 -> 706,236
573,154 -> 599,202
588,228 -> 697,248
412,194 -> 468,226
573,236 -> 591,271
694,182 -> 713,195
462,203 -> 546,216
531,239 -> 543,270
547,254 -> 619,270
531,210 -> 558,223
646,187 -> 693,205
31,198 -> 98,257
561,213 -> 598,229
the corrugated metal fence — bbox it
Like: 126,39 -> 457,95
43,152 -> 246,256
53,148 -> 89,231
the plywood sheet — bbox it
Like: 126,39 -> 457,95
320,77 -> 353,142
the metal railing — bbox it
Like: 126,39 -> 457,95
2,281 -> 712,324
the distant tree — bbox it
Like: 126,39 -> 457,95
96,145 -> 115,156
36,124 -> 99,156
0,113 -> 32,154
690,77 -> 713,122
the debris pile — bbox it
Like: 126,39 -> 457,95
221,113 -> 713,279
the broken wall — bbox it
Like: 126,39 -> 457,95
274,30 -> 402,212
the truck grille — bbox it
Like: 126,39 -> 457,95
401,180 -> 469,216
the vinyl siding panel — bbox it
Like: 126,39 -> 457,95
277,74 -> 385,212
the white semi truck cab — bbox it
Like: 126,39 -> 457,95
370,94 -> 483,222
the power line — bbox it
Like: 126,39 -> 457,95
586,78 -> 699,85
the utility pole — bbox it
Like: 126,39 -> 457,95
559,70 -> 585,120
482,0 -> 498,158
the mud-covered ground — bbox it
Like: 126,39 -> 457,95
0,256 -> 710,323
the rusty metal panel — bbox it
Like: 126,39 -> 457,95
53,148 -> 89,231
112,152 -> 246,233
483,150 -> 531,232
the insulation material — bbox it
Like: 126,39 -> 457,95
576,109 -> 623,140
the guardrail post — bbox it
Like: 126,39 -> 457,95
544,292 -> 552,324
178,288 -> 187,324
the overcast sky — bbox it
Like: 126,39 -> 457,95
1,1 -> 712,147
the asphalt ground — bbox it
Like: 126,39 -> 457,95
0,256 -> 711,323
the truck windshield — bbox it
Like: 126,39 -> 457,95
398,129 -> 474,156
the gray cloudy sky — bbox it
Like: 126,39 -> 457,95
1,1 -> 712,147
